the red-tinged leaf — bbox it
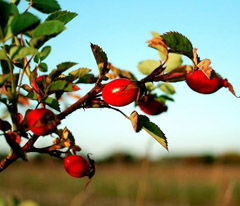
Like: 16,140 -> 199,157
72,84 -> 80,91
18,95 -> 30,106
21,84 -> 32,93
197,59 -> 212,79
90,43 -> 108,76
5,131 -> 27,161
130,111 -> 143,132
108,63 -> 137,80
8,131 -> 21,144
227,82 -> 240,98
147,37 -> 168,62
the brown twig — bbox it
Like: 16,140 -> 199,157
0,134 -> 38,172
57,83 -> 104,120
140,64 -> 165,83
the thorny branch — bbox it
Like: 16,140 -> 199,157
0,79 -> 105,172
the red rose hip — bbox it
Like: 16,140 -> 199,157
64,155 -> 91,178
185,70 -> 228,94
26,108 -> 59,136
102,78 -> 139,106
138,95 -> 167,115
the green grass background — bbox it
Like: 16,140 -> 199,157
0,154 -> 240,206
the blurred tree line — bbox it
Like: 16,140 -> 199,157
1,151 -> 240,165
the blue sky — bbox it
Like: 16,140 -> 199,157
6,0 -> 240,158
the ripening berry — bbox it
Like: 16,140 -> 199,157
138,95 -> 167,115
185,70 -> 228,94
102,78 -> 139,106
64,155 -> 91,178
26,108 -> 58,136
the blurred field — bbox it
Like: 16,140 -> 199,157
0,154 -> 240,206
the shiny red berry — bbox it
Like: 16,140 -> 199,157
138,95 -> 167,115
64,155 -> 91,178
185,70 -> 228,94
26,108 -> 58,136
102,78 -> 139,106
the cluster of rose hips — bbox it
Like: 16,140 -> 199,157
24,66 -> 228,180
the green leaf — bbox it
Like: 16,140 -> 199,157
32,20 -> 65,37
41,97 -> 60,111
90,43 -> 108,75
26,90 -> 38,100
165,53 -> 183,73
49,62 -> 77,80
57,61 -> 77,71
9,46 -> 38,60
0,1 -> 11,31
11,0 -> 21,6
30,21 -> 65,48
33,53 -> 40,63
145,82 -> 155,91
69,68 -> 91,78
130,111 -> 168,150
32,0 -> 61,14
140,115 -> 168,150
151,31 -> 160,38
9,3 -> 19,15
39,45 -> 51,61
76,73 -> 97,84
39,62 -> 48,72
46,80 -> 79,94
156,95 -> 174,103
158,83 -> 175,95
137,59 -> 160,75
29,35 -> 49,49
4,12 -> 40,41
0,74 -> 10,87
0,50 -> 8,60
1,60 -> 10,74
161,32 -> 193,59
46,10 -> 78,25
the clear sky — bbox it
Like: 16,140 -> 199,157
5,0 -> 240,159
